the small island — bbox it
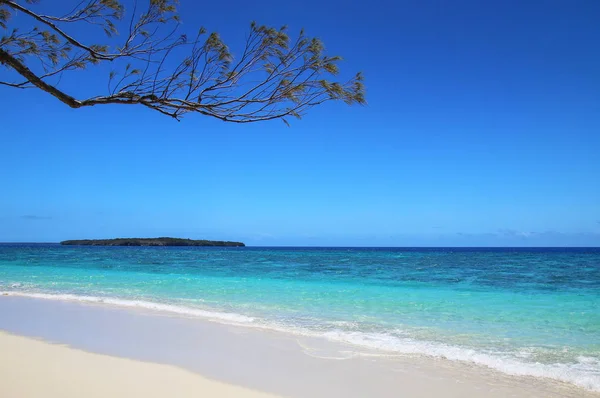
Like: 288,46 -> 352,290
60,237 -> 245,247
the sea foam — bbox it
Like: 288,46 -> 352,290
0,291 -> 255,324
2,289 -> 599,392
320,330 -> 600,392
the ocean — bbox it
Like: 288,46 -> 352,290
0,244 -> 598,391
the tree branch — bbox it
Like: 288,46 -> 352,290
0,0 -> 114,61
0,47 -> 82,107
0,1 -> 365,124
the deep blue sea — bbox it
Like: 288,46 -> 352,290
1,244 -> 599,390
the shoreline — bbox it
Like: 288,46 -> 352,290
2,289 -> 599,393
1,295 -> 597,397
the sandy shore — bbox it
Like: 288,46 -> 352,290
1,296 -> 598,398
0,331 -> 277,398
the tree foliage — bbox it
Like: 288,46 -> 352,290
0,0 -> 365,124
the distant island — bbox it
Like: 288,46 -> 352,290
60,237 -> 245,247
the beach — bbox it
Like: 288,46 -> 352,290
1,295 -> 597,398
2,0 -> 597,394
0,331 -> 276,398
1,245 -> 599,396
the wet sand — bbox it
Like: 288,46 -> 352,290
0,295 -> 597,398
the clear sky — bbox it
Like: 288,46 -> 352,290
1,0 -> 599,246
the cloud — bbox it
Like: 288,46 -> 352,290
497,229 -> 535,238
21,215 -> 52,221
450,230 -> 600,246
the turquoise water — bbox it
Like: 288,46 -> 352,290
1,245 -> 599,390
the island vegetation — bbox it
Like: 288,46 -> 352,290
60,237 -> 245,247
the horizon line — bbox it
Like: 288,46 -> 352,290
0,242 -> 599,249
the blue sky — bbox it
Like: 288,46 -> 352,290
1,0 -> 599,246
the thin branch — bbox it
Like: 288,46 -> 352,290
0,2 -> 365,124
1,0 -> 114,61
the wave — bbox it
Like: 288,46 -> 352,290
1,290 -> 599,392
320,330 -> 600,392
0,291 -> 255,324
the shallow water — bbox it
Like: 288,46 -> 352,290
1,244 -> 599,390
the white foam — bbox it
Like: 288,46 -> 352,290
0,291 -> 255,324
320,330 -> 600,392
2,290 -> 599,392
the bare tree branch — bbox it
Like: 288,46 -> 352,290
0,47 -> 81,106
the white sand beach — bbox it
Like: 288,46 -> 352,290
1,296 -> 597,398
0,331 -> 278,398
